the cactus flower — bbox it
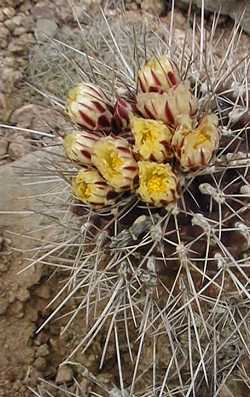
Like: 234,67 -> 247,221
66,83 -> 113,130
130,115 -> 173,162
72,168 -> 115,207
113,97 -> 135,130
92,136 -> 138,192
137,161 -> 179,207
137,55 -> 181,94
172,114 -> 219,171
136,83 -> 197,128
64,131 -> 101,165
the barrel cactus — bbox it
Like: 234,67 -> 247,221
20,3 -> 250,396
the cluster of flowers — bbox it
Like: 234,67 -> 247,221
64,56 -> 220,208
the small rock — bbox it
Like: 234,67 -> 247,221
36,344 -> 50,358
4,15 -> 23,31
0,138 -> 8,157
0,24 -> 9,40
35,18 -> 58,40
8,139 -> 31,160
2,7 -> 16,19
0,300 -> 8,315
13,26 -> 28,36
34,357 -> 47,371
34,284 -> 51,299
16,288 -> 30,302
0,38 -> 8,49
0,11 -> 4,23
11,300 -> 24,318
141,0 -> 165,14
56,365 -> 74,384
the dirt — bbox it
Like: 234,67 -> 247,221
0,1 -> 250,396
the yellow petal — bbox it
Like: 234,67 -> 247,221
130,115 -> 173,162
137,161 -> 179,207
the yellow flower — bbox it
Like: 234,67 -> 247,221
130,115 -> 173,162
136,83 -> 197,128
137,55 -> 180,94
172,114 -> 219,171
66,83 -> 113,130
72,168 -> 115,207
92,136 -> 138,192
64,131 -> 100,165
137,161 -> 179,207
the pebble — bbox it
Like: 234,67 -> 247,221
16,288 -> 30,302
2,7 -> 16,19
34,284 -> 51,300
0,137 -> 9,157
36,344 -> 50,357
0,300 -> 8,315
55,365 -> 74,384
33,357 -> 47,371
8,139 -> 31,160
35,18 -> 57,40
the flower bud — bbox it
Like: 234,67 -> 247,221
72,168 -> 115,208
172,114 -> 219,171
92,136 -> 138,192
136,83 -> 197,128
66,83 -> 113,130
137,55 -> 180,94
130,115 -> 173,162
113,97 -> 135,130
64,131 -> 100,165
137,161 -> 179,207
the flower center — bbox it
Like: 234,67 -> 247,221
147,174 -> 166,194
106,150 -> 124,173
141,127 -> 155,145
79,181 -> 92,199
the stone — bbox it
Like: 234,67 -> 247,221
4,15 -> 24,31
13,26 -> 28,36
0,300 -> 8,315
36,344 -> 50,357
2,7 -> 16,19
34,284 -> 50,299
35,18 -> 58,40
16,288 -> 30,302
8,139 -> 31,160
176,0 -> 250,35
0,24 -> 9,40
0,138 -> 8,158
141,0 -> 165,14
33,357 -> 47,371
56,365 -> 74,384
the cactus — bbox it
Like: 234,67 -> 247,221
8,2 -> 250,396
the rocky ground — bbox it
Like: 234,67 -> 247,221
0,0 -> 250,396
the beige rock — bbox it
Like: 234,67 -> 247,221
141,0 -> 165,14
0,24 -> 9,40
56,365 -> 73,384
176,0 -> 250,35
2,7 -> 16,19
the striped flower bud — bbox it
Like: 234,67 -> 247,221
92,136 -> 138,192
137,55 -> 180,94
72,168 -> 115,208
172,114 -> 219,171
130,115 -> 173,162
137,161 -> 179,207
64,131 -> 100,165
136,83 -> 197,128
113,97 -> 135,130
66,83 -> 113,130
